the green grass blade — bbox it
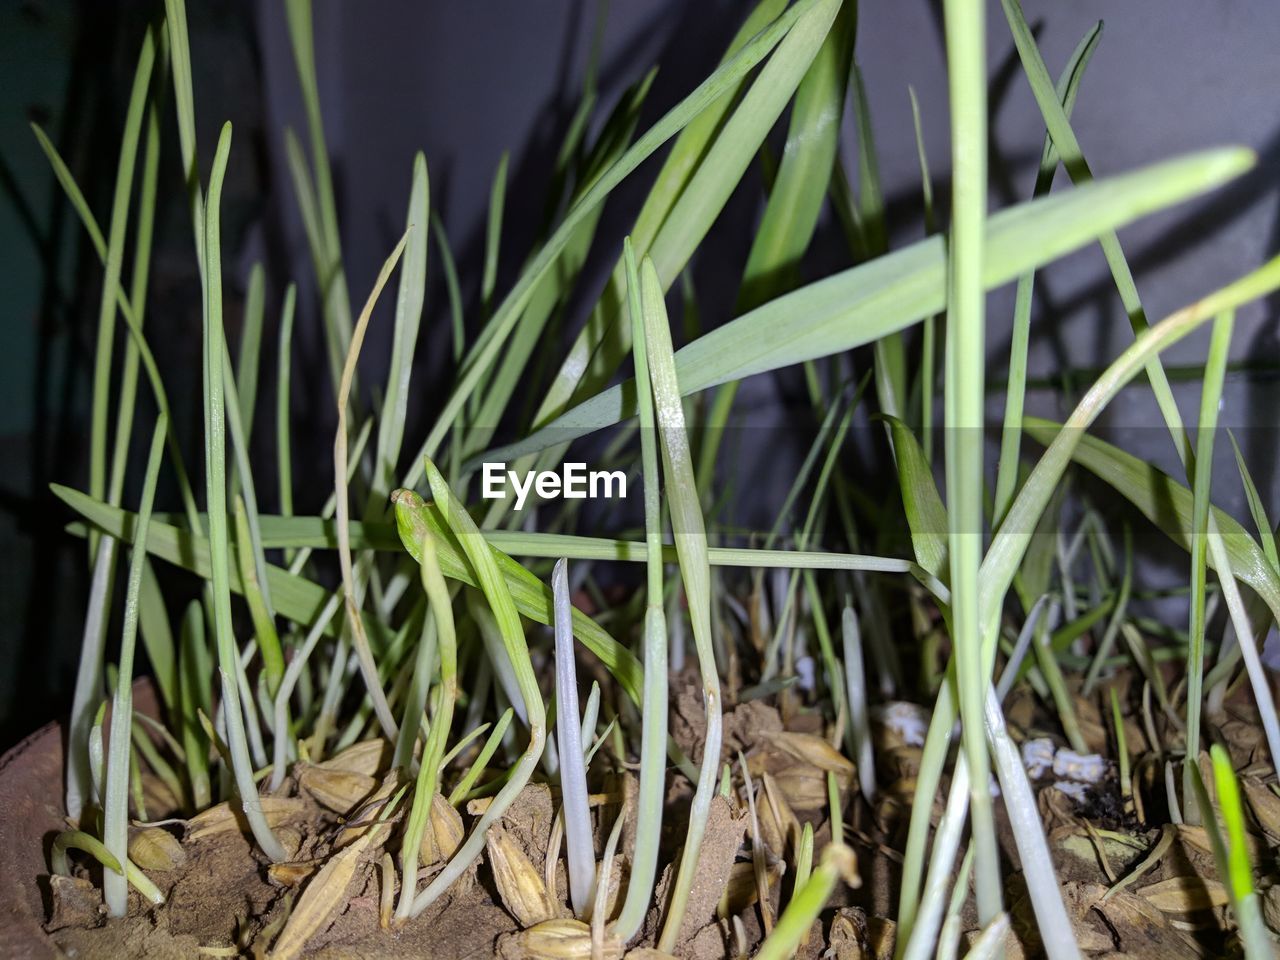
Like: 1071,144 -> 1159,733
1228,430 -> 1279,573
335,230 -> 411,741
276,283 -> 297,545
102,415 -> 166,916
395,530 -> 458,922
89,28 -> 156,552
235,262 -> 266,447
402,0 -> 834,480
985,257 -> 1280,640
940,0 -> 999,921
999,0 -> 1192,467
202,122 -> 286,862
482,147 -> 1254,464
992,21 -> 1102,525
637,255 -> 724,953
614,239 -> 669,942
1207,746 -> 1274,959
1184,311 -> 1233,820
408,461 -> 546,917
373,154 -> 430,502
886,416 -> 948,579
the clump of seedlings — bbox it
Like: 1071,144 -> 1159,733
28,0 -> 1280,957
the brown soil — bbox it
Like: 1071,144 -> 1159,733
3,672 -> 1271,958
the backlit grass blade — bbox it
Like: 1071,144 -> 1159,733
638,255 -> 724,953
102,415 -> 166,917
202,122 -> 286,863
992,21 -> 1102,525
1205,746 -> 1273,959
482,147 -> 1254,464
335,230 -> 411,742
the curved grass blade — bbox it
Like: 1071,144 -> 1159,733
334,230 -> 412,742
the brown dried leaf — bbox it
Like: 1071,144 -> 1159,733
317,738 -> 391,778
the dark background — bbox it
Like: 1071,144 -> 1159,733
2,0 -> 1279,746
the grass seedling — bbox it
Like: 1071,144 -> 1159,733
408,461 -> 547,917
36,1 -> 1280,955
637,255 -> 724,953
552,558 -> 595,916
102,416 -> 167,915
754,844 -> 857,960
396,530 -> 457,923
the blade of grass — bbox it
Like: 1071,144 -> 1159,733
639,256 -> 724,953
1184,310 -> 1233,821
403,0 -> 837,481
202,123 -> 286,862
102,415 -> 166,917
373,154 -> 429,504
395,530 -> 457,923
335,229 -> 411,742
409,461 -> 547,916
552,558 -> 594,917
940,0 -> 1001,923
992,21 -> 1102,526
614,240 -> 668,943
483,147 -> 1254,464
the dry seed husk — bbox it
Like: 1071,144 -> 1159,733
297,765 -> 378,815
420,791 -> 464,865
717,858 -> 782,918
268,822 -> 388,960
267,859 -> 322,888
764,732 -> 855,777
487,826 -> 560,927
127,827 -> 186,871
499,918 -> 622,959
1242,778 -> 1280,839
1136,876 -> 1230,913
187,797 -> 305,841
317,738 -> 391,777
335,775 -> 402,848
